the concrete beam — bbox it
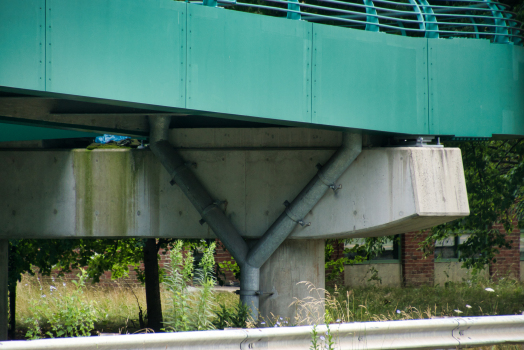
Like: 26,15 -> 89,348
0,128 -> 468,239
0,97 -> 174,137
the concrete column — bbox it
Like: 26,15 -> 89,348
259,239 -> 324,325
0,240 -> 7,340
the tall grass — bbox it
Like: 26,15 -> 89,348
14,270 -> 524,341
15,274 -> 238,338
292,277 -> 524,325
162,240 -> 219,331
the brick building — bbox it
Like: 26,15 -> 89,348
48,223 -> 523,287
343,222 -> 523,287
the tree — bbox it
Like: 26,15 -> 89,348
76,238 -> 164,332
80,237 -> 209,333
421,139 -> 524,269
325,236 -> 396,282
325,139 -> 524,280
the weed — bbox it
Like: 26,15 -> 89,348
24,269 -> 100,339
310,324 -> 320,350
213,302 -> 250,329
162,240 -> 218,331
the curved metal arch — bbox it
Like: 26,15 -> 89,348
364,0 -> 380,32
215,0 -> 524,45
484,0 -> 509,43
417,0 -> 439,38
407,0 -> 426,31
396,20 -> 407,36
287,0 -> 301,20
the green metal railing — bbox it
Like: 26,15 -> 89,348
199,0 -> 523,45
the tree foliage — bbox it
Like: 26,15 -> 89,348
422,139 -> 524,269
325,236 -> 396,281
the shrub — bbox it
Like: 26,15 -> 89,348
25,269 -> 100,339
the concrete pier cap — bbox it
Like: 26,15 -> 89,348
0,128 -> 469,240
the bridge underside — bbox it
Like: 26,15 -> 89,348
0,128 -> 468,240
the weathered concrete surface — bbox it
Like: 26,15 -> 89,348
0,128 -> 468,239
293,146 -> 470,239
434,262 -> 489,285
344,263 -> 402,288
259,239 -> 324,324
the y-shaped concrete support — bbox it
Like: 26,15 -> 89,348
149,116 -> 361,320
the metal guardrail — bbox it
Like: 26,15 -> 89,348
1,315 -> 523,350
197,0 -> 523,45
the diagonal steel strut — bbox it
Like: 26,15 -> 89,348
149,116 -> 361,320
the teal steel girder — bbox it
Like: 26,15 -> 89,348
0,0 -> 523,139
0,122 -> 99,143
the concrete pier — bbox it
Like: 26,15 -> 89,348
259,239 -> 325,325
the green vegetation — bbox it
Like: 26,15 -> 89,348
14,240 -> 249,339
14,274 -> 239,339
23,270 -> 100,339
425,140 -> 524,269
294,278 -> 524,326
14,271 -> 524,340
162,240 -> 218,331
326,138 -> 524,281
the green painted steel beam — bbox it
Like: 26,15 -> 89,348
0,122 -> 100,143
0,0 -> 523,139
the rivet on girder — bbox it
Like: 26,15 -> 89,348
283,200 -> 291,207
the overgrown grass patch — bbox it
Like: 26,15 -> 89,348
14,274 -> 524,341
311,277 -> 524,324
15,274 -> 239,338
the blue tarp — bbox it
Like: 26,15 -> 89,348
95,134 -> 130,144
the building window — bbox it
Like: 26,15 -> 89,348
435,235 -> 471,260
344,236 -> 400,263
435,236 -> 458,259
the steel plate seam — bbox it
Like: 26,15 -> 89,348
44,0 -> 48,92
426,37 -> 431,134
184,2 -> 188,109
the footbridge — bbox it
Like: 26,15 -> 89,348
0,0 -> 523,336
